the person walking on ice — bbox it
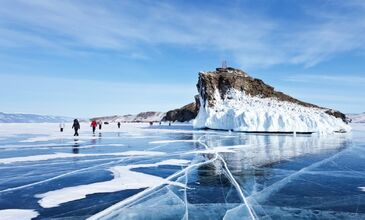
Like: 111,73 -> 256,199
98,120 -> 102,130
59,122 -> 65,132
72,119 -> 80,136
91,120 -> 97,134
117,121 -> 121,129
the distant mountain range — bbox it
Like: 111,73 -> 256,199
0,111 -> 166,123
0,112 -> 73,123
90,112 -> 166,123
0,111 -> 168,123
347,113 -> 365,123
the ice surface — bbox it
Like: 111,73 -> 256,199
223,205 -> 251,220
149,140 -> 198,144
0,151 -> 165,164
36,159 -> 188,208
0,209 -> 39,220
194,89 -> 350,133
0,123 -> 364,219
187,146 -> 237,154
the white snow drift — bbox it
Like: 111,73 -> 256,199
0,151 -> 165,164
35,159 -> 189,208
0,209 -> 39,220
194,89 -> 350,133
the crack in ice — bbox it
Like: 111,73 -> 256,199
196,135 -> 257,220
88,155 -> 219,220
249,145 -> 354,203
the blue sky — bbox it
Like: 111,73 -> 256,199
0,0 -> 364,118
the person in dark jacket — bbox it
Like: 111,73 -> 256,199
59,122 -> 65,132
91,120 -> 97,134
72,119 -> 80,136
98,120 -> 102,130
117,121 -> 121,128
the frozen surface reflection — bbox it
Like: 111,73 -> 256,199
0,123 -> 364,219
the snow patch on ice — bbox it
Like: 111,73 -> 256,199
127,159 -> 190,169
194,89 -> 350,133
0,151 -> 165,164
87,156 -> 217,220
0,209 -> 39,220
35,159 -> 189,208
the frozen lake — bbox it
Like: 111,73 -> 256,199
0,123 -> 364,220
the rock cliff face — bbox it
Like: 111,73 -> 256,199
162,96 -> 200,122
194,67 -> 350,133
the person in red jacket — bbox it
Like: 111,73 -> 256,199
91,120 -> 97,134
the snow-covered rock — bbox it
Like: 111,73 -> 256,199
193,68 -> 350,133
0,112 -> 72,123
91,112 -> 165,123
134,112 -> 166,122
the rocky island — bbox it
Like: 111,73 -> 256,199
193,67 -> 350,133
166,67 -> 350,133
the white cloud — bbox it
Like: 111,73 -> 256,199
286,74 -> 365,85
0,0 -> 364,67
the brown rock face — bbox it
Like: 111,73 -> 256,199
162,95 -> 200,122
197,67 -> 347,122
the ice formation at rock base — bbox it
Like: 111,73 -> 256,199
194,89 -> 350,133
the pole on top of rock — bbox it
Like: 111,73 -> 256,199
222,60 -> 227,69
